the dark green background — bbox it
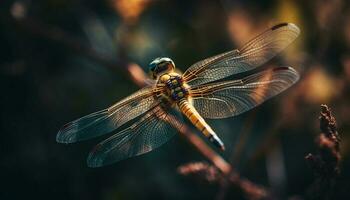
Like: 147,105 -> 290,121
1,0 -> 350,199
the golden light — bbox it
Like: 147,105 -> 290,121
110,0 -> 152,24
301,67 -> 338,103
11,1 -> 27,19
226,10 -> 258,47
274,0 -> 303,61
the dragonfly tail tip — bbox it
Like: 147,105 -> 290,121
220,145 -> 225,151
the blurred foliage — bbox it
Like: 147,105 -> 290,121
1,0 -> 350,199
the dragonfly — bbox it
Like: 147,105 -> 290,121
57,23 -> 300,167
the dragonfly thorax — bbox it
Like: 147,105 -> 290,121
158,73 -> 189,101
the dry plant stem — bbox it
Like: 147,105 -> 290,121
168,115 -> 231,174
229,174 -> 268,200
305,104 -> 341,200
178,162 -> 268,200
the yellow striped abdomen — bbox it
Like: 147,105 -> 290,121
178,99 -> 225,150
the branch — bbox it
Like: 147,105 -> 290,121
178,162 -> 269,200
305,104 -> 341,200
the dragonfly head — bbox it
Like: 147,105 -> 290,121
149,57 -> 175,79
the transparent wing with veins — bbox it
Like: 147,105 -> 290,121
189,67 -> 299,119
87,105 -> 184,167
56,86 -> 161,143
183,23 -> 300,86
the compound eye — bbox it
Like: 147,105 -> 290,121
156,62 -> 167,72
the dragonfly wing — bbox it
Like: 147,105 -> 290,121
87,105 -> 183,167
56,86 -> 158,144
183,23 -> 300,86
189,67 -> 299,119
